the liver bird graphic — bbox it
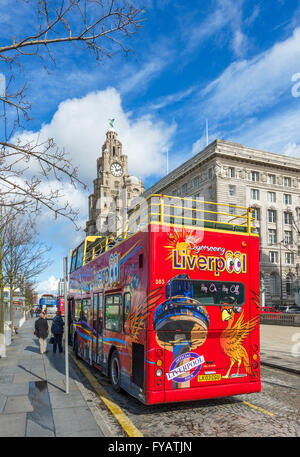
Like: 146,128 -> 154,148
220,305 -> 259,379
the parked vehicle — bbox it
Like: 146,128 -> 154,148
278,305 -> 300,313
260,307 -> 281,319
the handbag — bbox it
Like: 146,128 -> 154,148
49,336 -> 54,344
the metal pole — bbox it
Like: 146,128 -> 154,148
63,256 -> 69,394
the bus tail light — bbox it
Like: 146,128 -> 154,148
252,361 -> 258,369
156,359 -> 163,367
252,344 -> 258,352
157,379 -> 162,386
156,349 -> 163,357
156,368 -> 163,377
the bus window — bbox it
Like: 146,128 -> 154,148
75,299 -> 82,320
98,295 -> 103,335
105,294 -> 122,332
123,292 -> 131,333
93,295 -> 98,331
75,243 -> 84,270
81,298 -> 91,322
70,250 -> 77,273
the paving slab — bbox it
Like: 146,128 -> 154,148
0,382 -> 29,396
4,395 -> 34,414
52,406 -> 103,436
0,413 -> 27,437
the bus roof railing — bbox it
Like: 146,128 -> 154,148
72,194 -> 257,269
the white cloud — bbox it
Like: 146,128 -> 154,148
15,87 -> 175,185
185,0 -> 247,57
199,27 -> 300,120
234,106 -> 300,156
35,275 -> 59,295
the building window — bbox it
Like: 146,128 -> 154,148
208,168 -> 213,179
268,209 -> 276,223
229,185 -> 236,196
284,211 -> 292,224
284,194 -> 292,205
253,207 -> 260,221
268,191 -> 276,203
268,174 -> 276,185
208,186 -> 213,199
229,205 -> 235,215
194,177 -> 200,189
228,167 -> 235,178
285,252 -> 293,265
251,171 -> 259,182
251,189 -> 260,200
284,231 -> 293,245
269,252 -> 278,264
182,183 -> 188,194
268,229 -> 277,245
270,272 -> 280,295
286,275 -> 293,296
283,176 -> 291,187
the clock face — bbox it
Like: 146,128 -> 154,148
110,162 -> 123,177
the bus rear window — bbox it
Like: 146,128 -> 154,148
169,279 -> 245,306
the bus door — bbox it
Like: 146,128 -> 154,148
93,293 -> 103,366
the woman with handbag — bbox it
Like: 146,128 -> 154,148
51,310 -> 64,354
34,312 -> 49,354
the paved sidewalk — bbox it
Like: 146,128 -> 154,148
0,317 -> 103,437
260,324 -> 300,374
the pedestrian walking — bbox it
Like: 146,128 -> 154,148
51,310 -> 64,354
34,311 -> 49,354
30,307 -> 34,318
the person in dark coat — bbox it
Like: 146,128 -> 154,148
51,310 -> 64,354
34,311 -> 49,354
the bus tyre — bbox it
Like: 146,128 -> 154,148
110,351 -> 121,392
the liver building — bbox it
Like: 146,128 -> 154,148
85,123 -> 144,236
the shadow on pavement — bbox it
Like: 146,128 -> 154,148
24,346 -> 40,354
17,365 -> 65,393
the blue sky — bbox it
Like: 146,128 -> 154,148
2,0 -> 300,294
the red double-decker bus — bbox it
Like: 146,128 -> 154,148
68,195 -> 260,405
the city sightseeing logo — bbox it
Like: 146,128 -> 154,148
171,237 -> 247,277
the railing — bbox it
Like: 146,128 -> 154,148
82,194 -> 256,265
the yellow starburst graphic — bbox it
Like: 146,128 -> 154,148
163,228 -> 202,260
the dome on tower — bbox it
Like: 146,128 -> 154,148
126,175 -> 141,185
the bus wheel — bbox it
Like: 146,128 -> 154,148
110,351 -> 121,392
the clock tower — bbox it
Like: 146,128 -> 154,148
85,124 -> 144,237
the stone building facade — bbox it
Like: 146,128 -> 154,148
144,139 -> 300,307
85,127 -> 144,237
